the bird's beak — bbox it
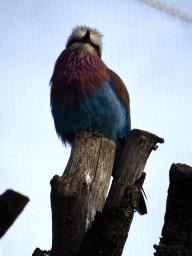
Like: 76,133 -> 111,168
81,30 -> 91,44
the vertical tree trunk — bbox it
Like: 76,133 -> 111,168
154,163 -> 192,256
50,131 -> 116,256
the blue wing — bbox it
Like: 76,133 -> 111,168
51,80 -> 125,145
109,77 -> 131,142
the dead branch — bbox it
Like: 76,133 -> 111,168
154,163 -> 192,256
0,189 -> 29,239
50,131 -> 116,256
77,129 -> 164,256
33,129 -> 164,256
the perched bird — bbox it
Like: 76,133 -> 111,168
50,26 -> 147,215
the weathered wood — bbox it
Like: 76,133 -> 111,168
0,190 -> 29,239
106,129 -> 164,206
50,131 -> 116,256
77,129 -> 164,256
32,248 -> 50,256
77,173 -> 146,256
154,163 -> 192,256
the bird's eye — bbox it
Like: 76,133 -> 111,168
91,43 -> 101,56
66,39 -> 79,48
91,43 -> 99,52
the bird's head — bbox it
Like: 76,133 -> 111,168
66,26 -> 103,57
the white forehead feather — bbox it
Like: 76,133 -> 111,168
67,25 -> 103,53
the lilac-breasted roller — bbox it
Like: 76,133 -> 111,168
50,26 -> 147,215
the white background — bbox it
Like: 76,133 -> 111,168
0,0 -> 192,255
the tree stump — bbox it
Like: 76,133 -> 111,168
33,129 -> 164,256
154,163 -> 192,256
77,129 -> 164,256
50,131 -> 116,256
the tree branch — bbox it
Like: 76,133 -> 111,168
33,129 -> 164,256
50,131 -> 116,256
77,129 -> 164,256
106,129 -> 164,205
0,189 -> 29,239
32,248 -> 50,256
154,163 -> 192,256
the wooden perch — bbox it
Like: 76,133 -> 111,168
106,129 -> 164,205
50,131 -> 116,256
33,129 -> 164,256
77,129 -> 164,256
154,163 -> 192,256
0,189 -> 29,239
32,248 -> 50,256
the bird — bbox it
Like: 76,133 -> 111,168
50,25 -> 147,215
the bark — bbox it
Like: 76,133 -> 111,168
154,163 -> 192,256
106,129 -> 164,205
77,129 -> 164,256
33,129 -> 164,256
0,189 -> 29,239
32,248 -> 50,256
50,131 -> 116,256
